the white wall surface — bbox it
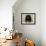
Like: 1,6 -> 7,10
41,0 -> 46,46
0,0 -> 16,29
13,0 -> 46,46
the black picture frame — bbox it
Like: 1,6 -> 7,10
21,13 -> 36,25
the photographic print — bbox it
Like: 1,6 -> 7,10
21,13 -> 36,25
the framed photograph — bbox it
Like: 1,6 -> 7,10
21,13 -> 36,25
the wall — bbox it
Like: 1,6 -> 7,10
13,0 -> 41,46
13,0 -> 46,46
41,0 -> 46,46
0,0 -> 16,30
